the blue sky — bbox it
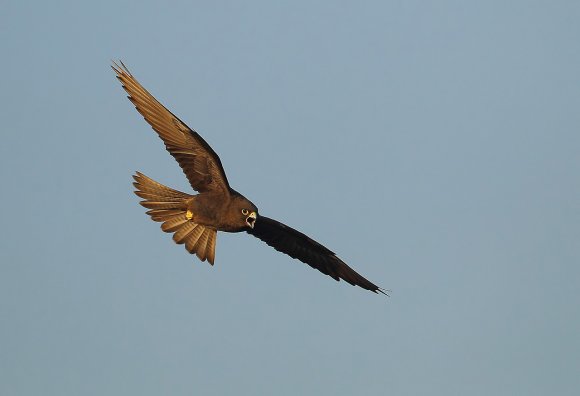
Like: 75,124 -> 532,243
1,1 -> 579,395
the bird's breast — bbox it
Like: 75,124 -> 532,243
187,194 -> 244,232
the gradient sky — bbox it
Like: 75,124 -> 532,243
2,1 -> 579,395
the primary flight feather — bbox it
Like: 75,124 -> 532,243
113,61 -> 386,294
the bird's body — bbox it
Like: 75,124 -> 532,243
113,61 -> 386,294
186,191 -> 256,232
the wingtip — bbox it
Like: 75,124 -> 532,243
111,59 -> 132,76
111,60 -> 121,74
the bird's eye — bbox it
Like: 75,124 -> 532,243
241,209 -> 249,215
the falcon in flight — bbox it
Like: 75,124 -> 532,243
113,62 -> 386,294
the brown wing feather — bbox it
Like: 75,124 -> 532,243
247,216 -> 386,294
114,62 -> 230,194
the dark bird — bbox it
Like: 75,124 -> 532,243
113,62 -> 386,294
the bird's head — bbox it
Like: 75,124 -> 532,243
231,196 -> 258,230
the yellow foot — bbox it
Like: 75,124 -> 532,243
186,210 -> 193,220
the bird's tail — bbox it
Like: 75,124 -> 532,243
133,171 -> 192,210
132,172 -> 217,264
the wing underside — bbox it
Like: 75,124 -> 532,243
248,216 -> 385,294
113,61 -> 230,194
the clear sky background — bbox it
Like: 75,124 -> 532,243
1,1 -> 579,395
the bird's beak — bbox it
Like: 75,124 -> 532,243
246,211 -> 257,229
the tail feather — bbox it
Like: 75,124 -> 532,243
146,209 -> 183,221
140,201 -> 185,210
161,215 -> 189,232
195,229 -> 211,261
205,230 -> 217,264
133,172 -> 217,265
185,226 -> 205,253
133,172 -> 189,198
173,221 -> 197,244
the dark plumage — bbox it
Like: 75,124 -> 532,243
113,61 -> 386,294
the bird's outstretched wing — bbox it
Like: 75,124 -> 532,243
113,61 -> 230,194
247,216 -> 386,294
